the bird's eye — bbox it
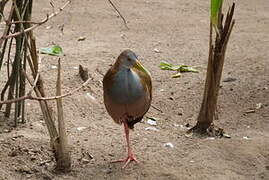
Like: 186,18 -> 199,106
127,58 -> 131,62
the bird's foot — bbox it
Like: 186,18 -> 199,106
111,153 -> 139,168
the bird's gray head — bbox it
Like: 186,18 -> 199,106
117,49 -> 138,69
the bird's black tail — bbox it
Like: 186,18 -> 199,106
127,116 -> 143,129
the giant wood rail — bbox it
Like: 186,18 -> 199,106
103,49 -> 152,168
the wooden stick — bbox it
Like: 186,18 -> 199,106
55,58 -> 71,171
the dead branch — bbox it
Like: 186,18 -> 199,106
5,18 -> 49,25
0,5 -> 14,50
0,75 -> 91,105
107,0 -> 129,29
0,0 -> 70,44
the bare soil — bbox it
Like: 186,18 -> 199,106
0,0 -> 269,179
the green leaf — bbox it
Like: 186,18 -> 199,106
179,65 -> 199,73
40,45 -> 63,56
159,61 -> 173,70
159,61 -> 199,75
159,61 -> 181,71
211,0 -> 223,26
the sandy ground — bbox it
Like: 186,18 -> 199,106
0,0 -> 269,179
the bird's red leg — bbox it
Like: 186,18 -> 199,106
112,120 -> 139,168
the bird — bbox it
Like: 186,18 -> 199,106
103,49 -> 152,168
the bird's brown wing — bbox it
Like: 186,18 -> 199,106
103,65 -> 125,124
132,67 -> 152,100
126,68 -> 152,129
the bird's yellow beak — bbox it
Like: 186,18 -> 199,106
133,61 -> 151,76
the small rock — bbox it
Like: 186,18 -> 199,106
86,93 -> 96,101
164,142 -> 174,148
147,119 -> 157,126
173,124 -> 179,127
26,174 -> 32,179
22,148 -> 29,153
223,133 -> 231,138
79,65 -> 89,82
145,127 -> 159,131
13,135 -> 24,139
9,150 -> 18,157
245,109 -> 255,114
81,158 -> 90,164
39,160 -> 51,166
3,129 -> 10,133
243,136 -> 250,140
154,48 -> 161,53
206,137 -> 215,140
179,125 -> 190,131
30,156 -> 37,161
76,127 -> 87,131
51,65 -> 57,69
78,36 -> 86,41
223,77 -> 237,82
185,131 -> 193,138
256,103 -> 263,109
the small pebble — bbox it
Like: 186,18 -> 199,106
154,48 -> 161,53
81,158 -> 90,164
256,103 -> 263,109
145,127 -> 159,131
147,119 -> 157,126
51,65 -> 57,69
78,36 -> 86,41
223,77 -> 237,82
86,93 -> 96,101
76,127 -> 87,131
164,142 -> 174,148
245,109 -> 255,113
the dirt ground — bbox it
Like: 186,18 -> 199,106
0,0 -> 269,179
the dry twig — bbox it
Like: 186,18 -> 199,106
0,75 -> 91,105
0,0 -> 70,44
107,0 -> 129,29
